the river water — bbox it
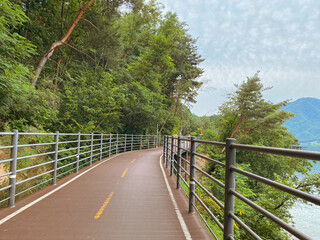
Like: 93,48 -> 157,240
289,143 -> 320,239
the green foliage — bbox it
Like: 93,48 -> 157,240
0,0 -> 36,84
0,1 -> 31,116
55,67 -> 123,133
177,106 -> 219,136
0,0 -> 60,131
120,81 -> 167,133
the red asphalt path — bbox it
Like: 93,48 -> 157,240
0,148 -> 212,240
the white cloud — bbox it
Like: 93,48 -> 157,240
159,0 -> 320,115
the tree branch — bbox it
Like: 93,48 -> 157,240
82,18 -> 100,31
31,0 -> 96,86
221,114 -> 242,154
93,117 -> 106,133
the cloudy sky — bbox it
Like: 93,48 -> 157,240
159,0 -> 320,116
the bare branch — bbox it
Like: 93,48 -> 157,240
31,0 -> 96,86
82,18 -> 100,31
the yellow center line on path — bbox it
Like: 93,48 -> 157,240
130,159 -> 136,164
121,168 -> 129,178
94,192 -> 114,220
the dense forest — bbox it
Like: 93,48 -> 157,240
1,0 -> 203,135
1,1 -> 320,240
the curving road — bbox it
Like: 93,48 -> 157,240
0,148 -> 211,240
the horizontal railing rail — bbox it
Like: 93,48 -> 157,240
0,131 -> 162,208
163,135 -> 320,240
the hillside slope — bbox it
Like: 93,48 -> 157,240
282,98 -> 320,143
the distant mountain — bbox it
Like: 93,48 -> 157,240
282,98 -> 320,143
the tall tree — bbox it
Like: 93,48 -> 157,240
218,74 -> 292,145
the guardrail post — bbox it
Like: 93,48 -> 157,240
176,136 -> 182,189
152,135 -> 154,148
52,131 -> 59,185
166,136 -> 170,168
90,133 -> 94,166
76,132 -> 80,173
131,134 -> 133,151
189,136 -> 196,213
8,130 -> 18,208
124,134 -> 127,152
140,135 -> 142,150
163,135 -> 166,164
109,134 -> 112,157
170,136 -> 174,176
185,150 -> 188,181
148,135 -> 150,149
116,133 -> 118,154
151,135 -> 153,148
224,138 -> 236,240
100,133 -> 103,160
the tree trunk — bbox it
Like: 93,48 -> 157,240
53,57 -> 63,89
31,0 -> 96,86
220,114 -> 243,154
230,114 -> 243,138
159,95 -> 180,134
93,117 -> 106,133
158,111 -> 171,134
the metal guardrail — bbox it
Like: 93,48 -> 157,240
163,136 -> 320,240
0,131 -> 162,208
